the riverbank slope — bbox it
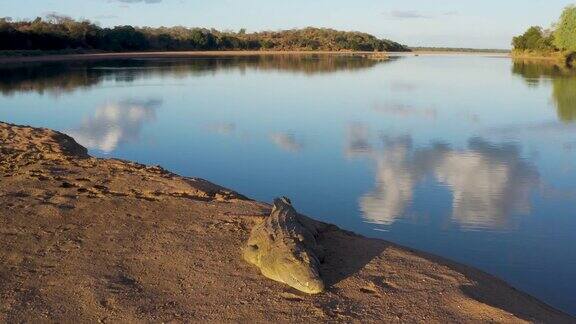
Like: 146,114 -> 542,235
0,121 -> 573,322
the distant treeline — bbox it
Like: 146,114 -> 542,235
0,15 -> 408,53
512,5 -> 576,61
411,47 -> 510,53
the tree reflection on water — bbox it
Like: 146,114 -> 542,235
0,55 -> 393,96
512,59 -> 576,123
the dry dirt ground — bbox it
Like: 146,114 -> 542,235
0,122 -> 573,323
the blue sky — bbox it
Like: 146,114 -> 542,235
1,0 -> 574,48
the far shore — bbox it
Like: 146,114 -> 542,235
509,50 -> 570,63
410,50 -> 510,56
0,50 -> 391,64
0,50 -> 515,64
510,54 -> 567,62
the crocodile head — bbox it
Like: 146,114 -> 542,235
272,249 -> 325,294
245,243 -> 325,294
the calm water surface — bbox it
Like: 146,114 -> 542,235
1,54 -> 575,315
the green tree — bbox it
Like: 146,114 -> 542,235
512,26 -> 555,51
554,5 -> 576,52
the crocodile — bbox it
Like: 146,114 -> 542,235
243,197 -> 326,294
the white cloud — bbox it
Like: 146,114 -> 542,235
94,14 -> 119,20
385,10 -> 431,19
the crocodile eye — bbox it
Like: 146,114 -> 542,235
249,244 -> 259,251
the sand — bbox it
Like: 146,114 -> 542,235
0,51 -> 390,64
0,50 -> 513,65
0,121 -> 573,323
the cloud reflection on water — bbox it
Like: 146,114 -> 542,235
345,123 -> 373,158
349,127 -> 540,230
206,122 -> 237,135
360,136 -> 421,225
435,139 -> 538,229
68,99 -> 161,153
270,133 -> 304,153
372,102 -> 437,119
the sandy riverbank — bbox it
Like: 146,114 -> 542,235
410,50 -> 510,56
0,121 -> 573,322
0,50 -> 516,65
510,50 -> 568,63
0,51 -> 390,64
